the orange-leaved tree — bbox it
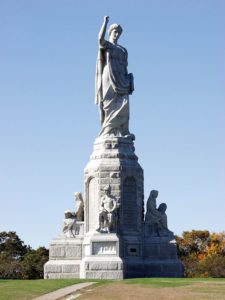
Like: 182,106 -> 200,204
176,230 -> 225,277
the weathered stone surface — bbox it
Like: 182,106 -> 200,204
89,262 -> 118,270
66,246 -> 82,258
44,264 -> 62,273
162,262 -> 183,273
143,260 -> 183,277
99,165 -> 121,172
85,271 -> 123,279
62,264 -> 80,273
159,244 -> 177,259
46,273 -> 80,279
50,247 -> 65,258
143,244 -> 159,258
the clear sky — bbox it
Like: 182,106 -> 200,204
0,0 -> 224,249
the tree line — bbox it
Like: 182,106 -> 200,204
0,231 -> 48,279
0,230 -> 225,279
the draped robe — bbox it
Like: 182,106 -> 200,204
95,40 -> 134,136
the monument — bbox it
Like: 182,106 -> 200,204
44,16 -> 183,279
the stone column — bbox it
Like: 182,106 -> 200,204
80,135 -> 144,279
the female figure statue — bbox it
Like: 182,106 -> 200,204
95,16 -> 134,137
145,190 -> 173,237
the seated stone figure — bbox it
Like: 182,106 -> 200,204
145,190 -> 173,237
97,185 -> 119,233
62,211 -> 76,238
73,192 -> 84,221
62,192 -> 84,237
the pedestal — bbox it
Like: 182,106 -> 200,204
80,233 -> 123,279
80,136 -> 144,279
143,236 -> 183,277
44,222 -> 84,279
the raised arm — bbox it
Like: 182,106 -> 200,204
98,16 -> 109,47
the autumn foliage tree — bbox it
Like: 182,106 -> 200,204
176,230 -> 225,277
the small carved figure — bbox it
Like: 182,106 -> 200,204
97,184 -> 119,233
145,190 -> 173,237
62,211 -> 75,238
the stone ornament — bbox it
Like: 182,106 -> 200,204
97,184 -> 120,233
145,190 -> 173,237
95,16 -> 134,137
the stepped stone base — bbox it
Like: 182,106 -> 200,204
144,259 -> 183,277
44,237 -> 83,279
44,260 -> 81,279
143,237 -> 183,277
80,233 -> 124,279
80,256 -> 124,279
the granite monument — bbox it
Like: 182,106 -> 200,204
44,16 -> 183,279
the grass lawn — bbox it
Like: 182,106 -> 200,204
0,278 -> 225,300
78,278 -> 225,300
0,279 -> 105,300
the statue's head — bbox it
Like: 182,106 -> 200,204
158,203 -> 167,213
103,184 -> 111,194
150,190 -> 159,199
108,24 -> 123,43
74,192 -> 83,202
64,210 -> 73,218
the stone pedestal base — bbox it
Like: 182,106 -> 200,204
143,237 -> 183,277
80,233 -> 124,279
143,260 -> 183,277
44,260 -> 81,279
44,237 -> 83,279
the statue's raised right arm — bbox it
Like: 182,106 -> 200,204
98,16 -> 109,47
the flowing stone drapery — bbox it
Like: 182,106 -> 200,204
95,17 -> 134,137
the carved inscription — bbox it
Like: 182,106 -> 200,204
92,242 -> 117,255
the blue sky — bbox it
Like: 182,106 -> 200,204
0,0 -> 224,248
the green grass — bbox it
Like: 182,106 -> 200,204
0,278 -> 224,300
0,279 -> 108,300
123,277 -> 225,287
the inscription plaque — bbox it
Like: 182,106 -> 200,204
92,242 -> 117,255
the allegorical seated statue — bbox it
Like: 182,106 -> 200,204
73,192 -> 84,221
145,190 -> 173,237
62,192 -> 84,237
95,16 -> 134,137
97,184 -> 120,233
62,211 -> 76,238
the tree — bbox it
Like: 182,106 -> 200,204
0,231 -> 49,279
176,230 -> 225,277
0,231 -> 29,278
0,231 -> 29,260
21,247 -> 49,279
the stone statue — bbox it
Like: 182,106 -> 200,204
62,192 -> 84,237
95,16 -> 134,137
73,192 -> 84,221
62,211 -> 76,238
97,184 -> 120,233
145,190 -> 173,237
